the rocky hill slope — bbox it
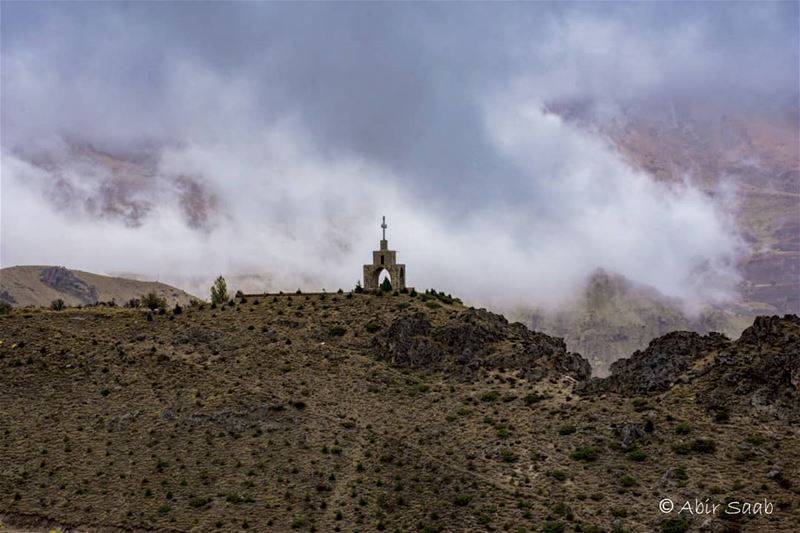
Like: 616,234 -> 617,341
0,265 -> 197,308
579,314 -> 800,422
1,292 -> 798,532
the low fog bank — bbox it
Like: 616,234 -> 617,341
2,102 -> 745,311
3,2 -> 795,312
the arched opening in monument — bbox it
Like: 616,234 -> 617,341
378,269 -> 392,288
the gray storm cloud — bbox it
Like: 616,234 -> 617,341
1,2 -> 796,306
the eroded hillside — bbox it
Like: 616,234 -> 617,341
0,292 -> 798,532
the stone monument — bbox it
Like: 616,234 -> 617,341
363,216 -> 406,290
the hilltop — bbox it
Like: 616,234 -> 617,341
0,265 -> 197,308
0,291 -> 798,532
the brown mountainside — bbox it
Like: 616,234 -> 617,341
1,291 -> 798,532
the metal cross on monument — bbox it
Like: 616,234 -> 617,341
381,216 -> 387,240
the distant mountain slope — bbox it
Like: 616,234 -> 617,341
521,270 -> 752,377
545,97 -> 800,315
0,265 -> 198,307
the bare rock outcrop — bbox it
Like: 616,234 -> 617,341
580,315 -> 800,421
39,266 -> 98,304
578,331 -> 730,395
697,315 -> 800,421
372,307 -> 591,382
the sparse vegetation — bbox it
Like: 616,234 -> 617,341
0,290 -> 795,533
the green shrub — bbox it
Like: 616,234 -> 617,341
558,424 -> 577,436
480,390 -> 500,402
549,470 -> 567,481
620,475 -> 638,487
328,326 -> 347,337
380,278 -> 392,292
50,298 -> 65,311
225,493 -> 254,504
628,448 -> 647,461
542,522 -> 565,533
746,433 -> 766,446
423,289 -> 463,305
672,442 -> 691,455
425,301 -> 441,310
674,423 -> 692,435
210,276 -> 229,305
141,292 -> 167,311
661,517 -> 690,533
710,405 -> 730,423
453,494 -> 472,507
189,496 -> 211,508
365,322 -> 381,333
499,449 -> 518,463
571,447 -> 599,461
690,439 -> 716,454
0,301 -> 11,315
523,393 -> 546,405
